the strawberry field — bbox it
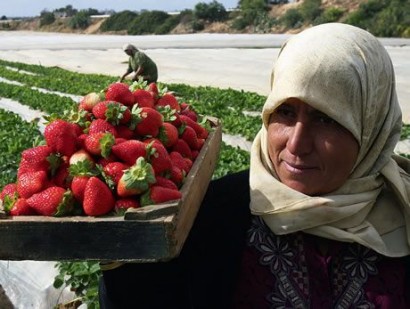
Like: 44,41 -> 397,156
0,58 -> 409,308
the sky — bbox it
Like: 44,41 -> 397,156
2,0 -> 240,18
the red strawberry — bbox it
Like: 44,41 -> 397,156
133,89 -> 155,108
146,140 -> 172,175
147,82 -> 159,100
111,140 -> 147,166
184,157 -> 193,171
171,112 -> 182,127
158,122 -> 178,148
97,153 -> 118,167
0,183 -> 18,202
88,119 -> 118,137
180,103 -> 198,122
70,122 -> 83,137
131,106 -> 163,138
103,162 -> 130,184
4,197 -> 37,216
71,176 -> 90,202
52,161 -> 71,189
92,101 -> 131,125
77,133 -> 88,149
169,165 -> 185,188
79,92 -> 104,112
169,151 -> 191,174
44,119 -> 78,157
83,177 -> 115,216
140,185 -> 182,206
26,186 -> 74,216
155,176 -> 178,191
17,171 -> 48,198
179,115 -> 209,139
172,139 -> 192,159
105,82 -> 134,106
156,93 -> 180,111
191,150 -> 200,160
115,198 -> 140,215
21,145 -> 53,171
117,157 -> 156,197
84,132 -> 115,158
69,149 -> 95,166
116,125 -> 135,140
180,125 -> 200,150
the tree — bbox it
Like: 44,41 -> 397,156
194,1 -> 228,22
40,10 -> 55,26
69,10 -> 91,29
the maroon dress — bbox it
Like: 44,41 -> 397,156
233,216 -> 410,309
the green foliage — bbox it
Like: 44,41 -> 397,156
0,110 -> 43,187
54,5 -> 78,17
299,0 -> 322,23
401,123 -> 410,140
69,10 -> 91,29
40,11 -> 55,26
128,10 -> 171,35
194,1 -> 228,22
232,0 -> 274,32
99,10 -> 138,32
53,261 -> 101,309
0,22 -> 10,29
213,142 -> 250,179
344,0 -> 409,37
280,8 -> 303,28
0,59 -> 116,95
314,7 -> 344,24
239,0 -> 267,11
192,19 -> 205,31
155,14 -> 181,34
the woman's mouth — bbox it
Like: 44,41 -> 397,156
282,161 -> 317,174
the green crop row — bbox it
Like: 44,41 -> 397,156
0,109 -> 43,187
0,59 -> 264,150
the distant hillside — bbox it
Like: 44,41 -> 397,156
1,0 -> 408,37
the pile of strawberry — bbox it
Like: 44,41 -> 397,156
0,81 -> 209,217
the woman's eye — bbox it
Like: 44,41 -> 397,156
276,107 -> 294,118
315,114 -> 336,125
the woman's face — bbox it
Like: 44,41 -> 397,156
267,98 -> 359,195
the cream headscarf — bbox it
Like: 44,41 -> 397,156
250,23 -> 410,257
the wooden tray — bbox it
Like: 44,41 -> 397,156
0,117 -> 222,262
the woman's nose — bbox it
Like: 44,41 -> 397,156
286,121 -> 313,156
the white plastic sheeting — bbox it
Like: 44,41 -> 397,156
0,261 -> 76,308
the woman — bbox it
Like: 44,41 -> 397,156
99,23 -> 410,308
119,44 -> 158,83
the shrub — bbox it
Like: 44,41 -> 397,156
345,0 -> 409,37
40,11 -> 55,27
69,10 -> 91,29
155,15 -> 181,34
299,0 -> 322,23
194,1 -> 228,22
314,7 -> 345,25
192,19 -> 205,31
128,10 -> 170,35
231,15 -> 250,30
100,10 -> 138,32
280,8 -> 303,28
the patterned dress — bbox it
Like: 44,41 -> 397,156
233,216 -> 410,309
